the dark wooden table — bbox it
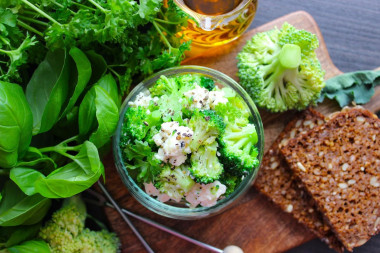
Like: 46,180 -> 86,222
248,1 -> 380,252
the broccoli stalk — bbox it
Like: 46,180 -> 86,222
219,123 -> 259,174
237,22 -> 325,112
190,142 -> 224,184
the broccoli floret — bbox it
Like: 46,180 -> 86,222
199,76 -> 215,91
157,92 -> 185,122
188,110 -> 225,151
147,76 -> 186,122
39,196 -> 119,253
150,74 -> 215,96
219,172 -> 242,197
76,229 -> 120,253
149,75 -> 179,96
174,74 -> 215,92
148,75 -> 217,122
218,123 -> 259,175
123,106 -> 161,140
214,95 -> 250,124
237,22 -> 325,112
154,166 -> 195,202
189,142 -> 224,184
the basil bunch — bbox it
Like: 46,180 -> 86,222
0,47 -> 120,248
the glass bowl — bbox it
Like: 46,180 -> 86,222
113,66 -> 264,220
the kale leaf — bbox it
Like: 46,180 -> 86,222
317,70 -> 380,107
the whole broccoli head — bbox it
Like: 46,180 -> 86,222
237,22 -> 325,112
218,123 -> 259,175
188,110 -> 225,152
154,166 -> 195,202
38,196 -> 119,253
190,142 -> 224,184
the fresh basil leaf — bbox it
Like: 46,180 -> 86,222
59,47 -> 92,119
52,106 -> 80,140
317,70 -> 380,107
96,74 -> 121,107
0,223 -> 41,248
85,50 -> 107,85
78,88 -> 97,137
0,81 -> 33,168
89,86 -> 119,148
6,240 -> 50,253
13,141 -> 104,199
15,147 -> 57,172
0,181 -> 51,226
9,168 -> 42,196
26,49 -> 70,135
78,85 -> 119,148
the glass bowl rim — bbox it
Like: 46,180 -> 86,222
113,65 -> 264,219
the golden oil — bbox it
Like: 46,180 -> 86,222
184,0 -> 242,15
174,0 -> 258,48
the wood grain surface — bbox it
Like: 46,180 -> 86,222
101,11 -> 380,253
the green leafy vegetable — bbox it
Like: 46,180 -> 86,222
96,74 -> 121,108
0,181 -> 51,226
79,85 -> 119,148
0,81 -> 33,168
5,240 -> 50,253
317,70 -> 380,107
85,50 -> 107,85
89,86 -> 119,148
121,140 -> 162,183
26,48 -> 70,135
59,47 -> 92,119
0,9 -> 38,83
10,141 -> 104,199
1,0 -> 190,93
15,147 -> 57,173
0,223 -> 41,248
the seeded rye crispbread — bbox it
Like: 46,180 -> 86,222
280,107 -> 380,251
254,108 -> 344,252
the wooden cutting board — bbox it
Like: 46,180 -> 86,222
101,11 -> 380,253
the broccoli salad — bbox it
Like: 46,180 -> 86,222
120,74 -> 259,208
